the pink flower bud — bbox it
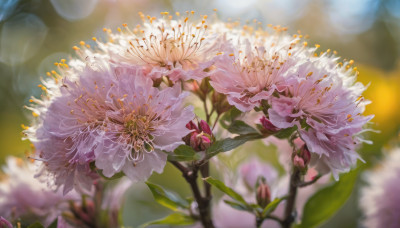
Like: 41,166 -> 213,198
293,155 -> 306,170
199,120 -> 212,135
260,116 -> 280,132
184,120 -> 214,151
299,145 -> 311,166
0,217 -> 12,228
256,180 -> 271,208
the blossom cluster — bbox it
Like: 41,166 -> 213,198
24,12 -> 371,194
14,10 -> 374,227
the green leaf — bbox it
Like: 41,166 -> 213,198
167,144 -> 197,161
219,107 -> 242,129
146,182 -> 189,211
27,222 -> 45,228
224,200 -> 253,212
48,219 -> 58,228
274,125 -> 297,139
204,177 -> 248,205
206,133 -> 263,158
139,213 -> 196,228
227,120 -> 259,134
298,170 -> 358,228
262,197 -> 287,217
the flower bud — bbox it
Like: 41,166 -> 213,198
256,178 -> 271,208
186,78 -> 210,101
293,145 -> 311,172
184,120 -> 214,151
211,91 -> 231,114
260,116 -> 280,133
0,217 -> 12,228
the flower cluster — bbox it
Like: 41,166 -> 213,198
19,10 -> 373,227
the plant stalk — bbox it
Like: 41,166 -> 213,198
171,161 -> 215,228
282,169 -> 300,228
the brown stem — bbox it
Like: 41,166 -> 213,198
170,161 -> 215,228
200,162 -> 212,200
282,169 -> 300,228
297,174 -> 322,187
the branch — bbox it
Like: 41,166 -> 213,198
297,174 -> 322,188
282,169 -> 300,228
169,161 -> 215,228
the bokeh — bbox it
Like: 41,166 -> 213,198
0,0 -> 399,227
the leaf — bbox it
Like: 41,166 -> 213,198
274,125 -> 297,139
262,197 -> 287,217
146,182 -> 189,211
48,219 -> 58,228
224,200 -> 253,212
27,222 -> 45,228
204,177 -> 248,205
206,133 -> 263,158
167,144 -> 197,161
219,107 -> 242,129
138,213 -> 196,228
227,120 -> 259,134
298,170 -> 359,228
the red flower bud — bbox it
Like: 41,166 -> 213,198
260,116 -> 280,132
184,120 -> 214,151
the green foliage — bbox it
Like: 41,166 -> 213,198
97,170 -> 125,180
27,222 -> 45,228
167,145 -> 201,161
206,133 -> 264,158
219,107 -> 242,129
298,170 -> 359,228
146,182 -> 189,211
227,120 -> 259,135
274,125 -> 298,139
204,177 -> 248,206
262,197 -> 287,217
138,213 -> 196,228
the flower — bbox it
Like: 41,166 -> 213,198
0,157 -> 78,226
360,148 -> 400,228
267,54 -> 373,179
26,57 -> 194,194
0,217 -> 12,228
210,27 -> 307,112
96,12 -> 223,82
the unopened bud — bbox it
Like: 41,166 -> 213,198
184,120 -> 214,151
293,145 -> 311,172
256,179 -> 271,208
187,78 -> 210,101
0,217 -> 12,228
260,116 -> 280,133
211,91 -> 231,114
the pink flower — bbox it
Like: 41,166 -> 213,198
96,12 -> 223,82
0,157 -> 79,226
27,57 -> 194,194
210,32 -> 306,112
0,217 -> 12,228
267,57 -> 373,179
360,148 -> 400,228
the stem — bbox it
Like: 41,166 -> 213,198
203,99 -> 210,123
297,174 -> 322,187
170,161 -> 215,228
211,114 -> 220,131
282,169 -> 300,228
200,162 -> 212,200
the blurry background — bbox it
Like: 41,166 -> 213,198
0,0 -> 399,227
